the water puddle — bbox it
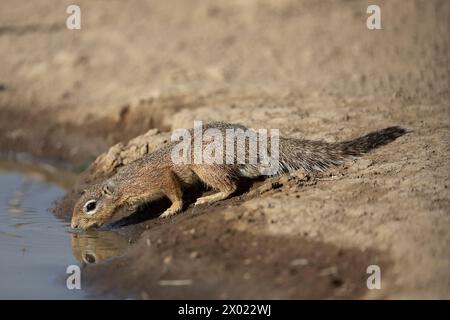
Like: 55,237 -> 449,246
0,161 -> 129,299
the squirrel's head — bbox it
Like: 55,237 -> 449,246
71,181 -> 119,230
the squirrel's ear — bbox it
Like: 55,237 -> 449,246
101,181 -> 116,197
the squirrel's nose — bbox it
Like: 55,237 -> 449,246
70,220 -> 78,229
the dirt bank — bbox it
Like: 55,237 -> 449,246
0,0 -> 449,298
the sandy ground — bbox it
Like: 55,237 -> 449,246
0,0 -> 449,298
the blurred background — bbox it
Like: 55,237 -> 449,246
0,0 -> 448,118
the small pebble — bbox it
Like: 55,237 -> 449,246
290,258 -> 309,267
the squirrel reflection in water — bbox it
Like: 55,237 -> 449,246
70,230 -> 129,265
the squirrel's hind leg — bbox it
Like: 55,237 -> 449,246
191,165 -> 238,206
194,190 -> 235,205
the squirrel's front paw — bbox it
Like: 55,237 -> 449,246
159,201 -> 182,218
160,208 -> 178,218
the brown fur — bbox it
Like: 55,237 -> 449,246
71,122 -> 409,229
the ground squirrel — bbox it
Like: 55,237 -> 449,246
71,122 -> 408,230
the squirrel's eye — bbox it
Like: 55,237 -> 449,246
84,200 -> 97,215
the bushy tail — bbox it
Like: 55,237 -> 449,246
339,126 -> 409,156
278,126 -> 409,174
